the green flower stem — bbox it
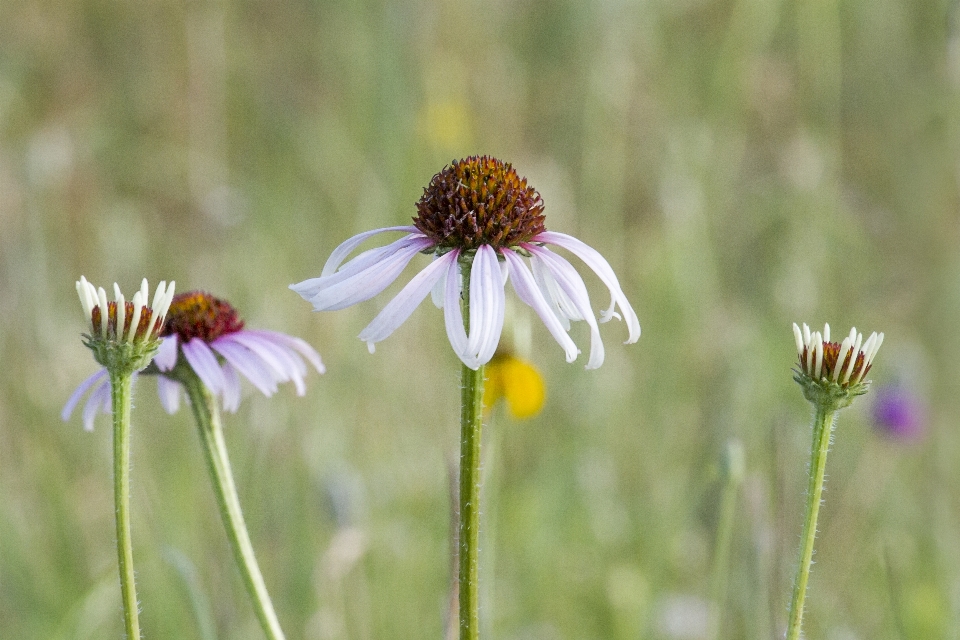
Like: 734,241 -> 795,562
458,258 -> 485,640
182,376 -> 286,640
786,405 -> 837,640
110,371 -> 142,639
459,360 -> 484,640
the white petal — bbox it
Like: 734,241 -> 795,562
465,245 -> 506,366
357,251 -> 456,350
504,250 -> 579,363
529,246 -> 605,369
152,281 -> 168,311
792,323 -> 804,358
126,292 -> 143,342
533,232 -> 640,343
823,323 -> 830,343
841,333 -> 863,384
431,258 -> 447,309
115,292 -> 125,341
802,323 -> 811,347
832,337 -> 852,382
320,226 -> 423,277
441,252 -> 473,365
814,335 -> 823,379
97,287 -> 109,336
530,253 -> 576,330
76,277 -> 95,319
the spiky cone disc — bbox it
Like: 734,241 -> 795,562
414,155 -> 546,253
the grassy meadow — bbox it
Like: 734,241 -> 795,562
1,0 -> 959,637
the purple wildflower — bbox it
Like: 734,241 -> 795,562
872,385 -> 925,440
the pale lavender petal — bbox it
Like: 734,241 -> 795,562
219,331 -> 296,383
245,330 -> 325,375
62,369 -> 109,421
358,251 -> 456,350
182,338 -> 227,395
319,225 -> 422,277
466,245 -> 505,367
297,237 -> 434,311
211,337 -> 280,396
221,362 -> 242,413
529,246 -> 605,369
83,377 -> 112,432
154,335 -> 179,371
431,257 -> 448,309
156,376 -> 182,414
534,231 -> 640,343
291,235 -> 431,300
442,252 -> 473,365
503,250 -> 579,363
529,253 -> 580,329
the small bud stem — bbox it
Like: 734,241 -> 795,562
182,375 -> 287,640
785,405 -> 837,640
458,261 -> 485,640
109,370 -> 142,639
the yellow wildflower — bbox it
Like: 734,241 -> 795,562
483,353 -> 545,419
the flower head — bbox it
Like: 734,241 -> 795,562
290,156 -> 640,369
76,276 -> 175,373
792,322 -> 883,410
64,290 -> 324,430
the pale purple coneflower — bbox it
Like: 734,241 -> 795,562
290,156 -> 640,369
64,291 -> 324,430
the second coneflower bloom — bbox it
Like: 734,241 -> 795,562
153,291 -> 325,412
290,156 -> 640,369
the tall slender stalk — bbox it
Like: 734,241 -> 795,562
182,375 -> 287,640
110,371 -> 142,639
785,406 -> 836,640
458,260 -> 485,640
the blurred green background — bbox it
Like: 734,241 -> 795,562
1,0 -> 958,637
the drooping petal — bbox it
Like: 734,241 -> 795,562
503,250 -> 579,363
221,362 -> 242,413
441,252 -> 474,366
245,330 -> 326,375
156,376 -> 182,414
431,256 -> 448,309
529,253 -> 581,329
219,331 -> 299,387
62,369 -> 109,422
211,337 -> 280,396
358,250 -> 457,351
319,226 -> 423,277
181,338 -> 227,396
533,231 -> 640,343
154,335 -> 179,371
465,245 -> 506,367
294,237 -> 435,312
528,245 -> 605,369
83,376 -> 112,432
291,235 -> 431,300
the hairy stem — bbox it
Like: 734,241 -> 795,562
110,371 -> 141,639
183,377 -> 286,640
786,406 -> 836,640
458,260 -> 485,640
